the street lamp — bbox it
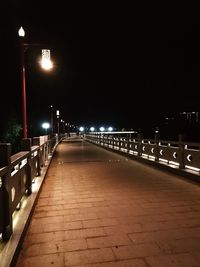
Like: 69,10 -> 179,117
42,122 -> 50,135
18,26 -> 27,138
18,26 -> 53,138
61,119 -> 65,133
40,49 -> 53,71
50,105 -> 54,135
56,110 -> 60,135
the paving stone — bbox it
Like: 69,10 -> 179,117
64,248 -> 115,266
15,140 -> 200,267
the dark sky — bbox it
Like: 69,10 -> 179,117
1,1 -> 200,135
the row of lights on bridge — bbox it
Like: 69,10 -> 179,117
79,127 -> 113,132
41,123 -> 114,134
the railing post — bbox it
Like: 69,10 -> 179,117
98,134 -> 100,144
127,133 -> 131,153
40,145 -> 45,167
33,137 -> 41,176
137,133 -> 143,156
102,134 -> 104,146
45,143 -> 49,162
112,135 -> 115,149
0,143 -> 13,240
21,138 -> 32,195
154,133 -> 160,161
178,134 -> 185,169
118,134 -> 121,150
47,136 -> 51,155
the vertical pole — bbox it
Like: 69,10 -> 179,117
20,37 -> 27,138
57,118 -> 60,136
154,132 -> 160,161
179,134 -> 185,169
137,133 -> 143,156
21,138 -> 32,195
67,123 -> 68,137
127,133 -> 132,153
56,110 -> 60,137
118,134 -> 121,150
50,105 -> 54,135
33,137 -> 41,176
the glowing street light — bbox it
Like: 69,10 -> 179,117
79,126 -> 84,132
40,49 -> 53,70
90,127 -> 95,132
108,127 -> 113,132
42,122 -> 50,135
99,127 -> 105,132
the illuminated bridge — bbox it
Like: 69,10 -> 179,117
1,133 -> 200,267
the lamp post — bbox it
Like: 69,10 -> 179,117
18,26 -> 53,138
18,26 -> 27,138
56,110 -> 60,135
61,119 -> 65,133
50,105 -> 54,135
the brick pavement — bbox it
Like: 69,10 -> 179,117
16,138 -> 200,267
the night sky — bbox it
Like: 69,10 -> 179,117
1,2 -> 200,136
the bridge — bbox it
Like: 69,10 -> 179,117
0,132 -> 200,267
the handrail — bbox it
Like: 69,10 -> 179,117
0,134 -> 63,242
85,132 -> 200,174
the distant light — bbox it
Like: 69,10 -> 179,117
42,122 -> 50,129
18,26 -> 25,37
56,110 -> 60,117
80,126 -> 84,132
108,127 -> 113,131
90,127 -> 95,132
100,127 -> 105,132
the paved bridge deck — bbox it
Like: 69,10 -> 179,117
16,137 -> 200,267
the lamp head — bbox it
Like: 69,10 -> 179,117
18,26 -> 25,37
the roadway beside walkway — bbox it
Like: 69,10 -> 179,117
16,137 -> 200,267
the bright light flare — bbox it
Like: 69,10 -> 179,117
41,59 -> 53,70
18,26 -> 25,37
108,127 -> 113,131
42,122 -> 50,129
79,127 -> 84,132
100,127 -> 105,132
90,127 -> 95,132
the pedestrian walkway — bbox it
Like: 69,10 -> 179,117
16,137 -> 200,267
